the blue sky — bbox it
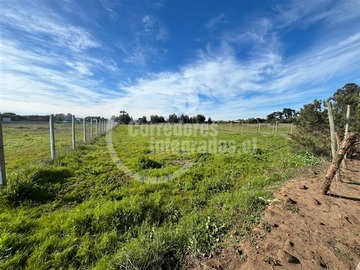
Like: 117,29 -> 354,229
1,0 -> 359,120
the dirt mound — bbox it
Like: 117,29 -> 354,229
193,159 -> 360,270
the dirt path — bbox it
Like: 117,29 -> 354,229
194,159 -> 360,270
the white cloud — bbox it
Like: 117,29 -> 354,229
1,0 -> 359,121
206,13 -> 227,29
0,1 -> 100,52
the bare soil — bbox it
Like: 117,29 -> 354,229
192,159 -> 360,270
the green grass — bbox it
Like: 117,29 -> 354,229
3,122 -> 94,172
0,124 -> 317,269
217,122 -> 295,135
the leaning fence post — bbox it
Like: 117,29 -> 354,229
72,115 -> 76,149
49,114 -> 56,160
83,118 -> 86,143
322,133 -> 356,194
0,114 -> 6,185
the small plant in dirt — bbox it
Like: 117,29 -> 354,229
264,255 -> 281,266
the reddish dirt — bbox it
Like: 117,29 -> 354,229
192,159 -> 360,270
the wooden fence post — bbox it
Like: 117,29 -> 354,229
342,105 -> 351,169
326,101 -> 341,181
322,133 -> 356,194
242,122 -> 244,134
49,114 -> 56,160
290,123 -> 293,135
72,115 -> 75,149
83,118 -> 86,143
0,114 -> 6,185
258,122 -> 261,134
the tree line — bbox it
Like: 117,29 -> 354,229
113,111 -> 212,125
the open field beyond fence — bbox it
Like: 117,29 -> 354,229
2,122 -> 295,174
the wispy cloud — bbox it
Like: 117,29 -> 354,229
1,0 -> 359,120
0,1 -> 100,52
98,0 -> 120,20
109,0 -> 360,119
206,13 -> 227,29
115,14 -> 169,67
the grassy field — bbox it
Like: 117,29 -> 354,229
3,122 -> 95,172
217,122 -> 295,135
0,123 -> 316,269
2,122 -> 295,174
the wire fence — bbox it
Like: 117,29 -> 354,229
215,122 -> 295,136
0,117 -> 294,185
0,114 -> 118,185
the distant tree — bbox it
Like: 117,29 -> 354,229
65,113 -> 72,121
168,113 -> 178,124
266,113 -> 276,122
119,111 -> 131,124
158,116 -> 165,123
207,117 -> 213,124
139,116 -> 147,124
195,114 -> 206,124
54,113 -> 66,121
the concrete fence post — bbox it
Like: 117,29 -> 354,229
49,114 -> 56,160
0,114 -> 6,185
90,119 -> 93,139
83,118 -> 86,143
95,119 -> 98,137
72,115 -> 76,149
